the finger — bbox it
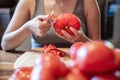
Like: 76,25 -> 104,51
70,27 -> 79,35
39,28 -> 50,36
56,32 -> 66,39
33,29 -> 41,36
39,27 -> 51,33
39,21 -> 51,29
56,32 -> 73,42
61,30 -> 71,39
36,27 -> 50,37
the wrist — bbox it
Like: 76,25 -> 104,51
23,21 -> 33,35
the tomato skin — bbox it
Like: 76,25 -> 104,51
75,41 -> 116,74
53,13 -> 81,36
114,48 -> 120,70
91,72 -> 120,80
65,72 -> 89,80
9,67 -> 33,80
31,63 -> 56,80
64,65 -> 89,80
70,42 -> 83,59
31,54 -> 69,80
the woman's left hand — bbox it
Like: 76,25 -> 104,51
56,27 -> 91,43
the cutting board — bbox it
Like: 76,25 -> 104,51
14,48 -> 72,69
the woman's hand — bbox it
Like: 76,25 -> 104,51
26,15 -> 52,37
56,27 -> 92,43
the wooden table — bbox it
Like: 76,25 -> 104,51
0,48 -> 70,80
0,50 -> 24,80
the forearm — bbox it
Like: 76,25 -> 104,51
79,29 -> 101,42
84,0 -> 101,41
1,23 -> 32,51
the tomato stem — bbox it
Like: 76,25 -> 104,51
64,26 -> 69,30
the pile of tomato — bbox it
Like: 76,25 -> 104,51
68,41 -> 120,80
9,41 -> 120,80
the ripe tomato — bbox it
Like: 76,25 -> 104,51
41,44 -> 67,57
115,70 -> 120,78
75,41 -> 116,74
114,48 -> 120,70
70,42 -> 83,59
91,72 -> 120,80
9,67 -> 33,80
65,65 -> 89,80
31,63 -> 56,80
65,72 -> 89,80
63,63 -> 90,80
31,54 -> 69,80
53,13 -> 81,36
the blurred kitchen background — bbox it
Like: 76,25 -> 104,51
0,0 -> 120,50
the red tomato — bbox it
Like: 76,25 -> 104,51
53,13 -> 81,36
9,67 -> 33,80
75,41 -> 116,74
114,48 -> 120,70
41,44 -> 57,53
115,70 -> 120,78
31,63 -> 56,80
65,72 -> 89,80
31,54 -> 69,80
70,42 -> 83,59
91,72 -> 120,80
63,63 -> 90,80
65,65 -> 89,80
41,44 -> 67,57
69,65 -> 81,74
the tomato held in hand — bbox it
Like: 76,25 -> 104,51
75,41 -> 116,74
53,13 -> 81,36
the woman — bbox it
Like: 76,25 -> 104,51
1,0 -> 101,51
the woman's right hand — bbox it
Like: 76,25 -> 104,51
26,15 -> 52,37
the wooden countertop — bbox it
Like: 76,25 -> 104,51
0,48 -> 70,80
0,50 -> 24,80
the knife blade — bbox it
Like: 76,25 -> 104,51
45,10 -> 54,21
